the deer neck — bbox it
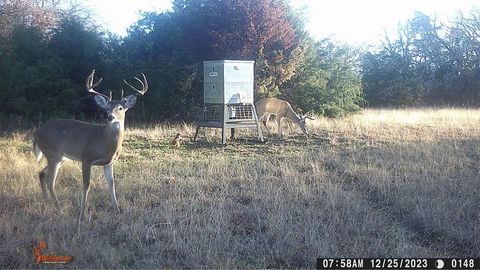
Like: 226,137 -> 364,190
103,121 -> 125,153
285,105 -> 301,124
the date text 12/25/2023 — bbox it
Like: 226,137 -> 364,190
316,258 -> 479,269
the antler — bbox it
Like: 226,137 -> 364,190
302,110 -> 317,120
123,73 -> 148,96
86,70 -> 111,101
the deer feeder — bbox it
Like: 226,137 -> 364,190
194,60 -> 263,144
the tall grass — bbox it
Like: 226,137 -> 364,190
0,108 -> 478,268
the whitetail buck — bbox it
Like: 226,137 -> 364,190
33,70 -> 148,221
255,97 -> 314,137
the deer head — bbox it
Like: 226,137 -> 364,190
86,70 -> 148,124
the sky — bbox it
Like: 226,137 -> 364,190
83,0 -> 479,46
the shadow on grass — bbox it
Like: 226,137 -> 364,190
3,129 -> 480,267
320,138 -> 480,257
188,133 -> 331,156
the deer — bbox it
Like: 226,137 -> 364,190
255,97 -> 314,138
32,70 -> 148,222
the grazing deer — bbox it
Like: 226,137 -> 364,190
33,70 -> 148,221
255,97 -> 314,137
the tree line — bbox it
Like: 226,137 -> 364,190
0,0 -> 479,124
363,11 -> 480,106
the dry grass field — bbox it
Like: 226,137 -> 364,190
0,108 -> 479,268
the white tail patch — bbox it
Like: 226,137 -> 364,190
33,143 -> 43,162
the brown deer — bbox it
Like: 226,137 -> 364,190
255,97 -> 314,137
33,70 -> 148,221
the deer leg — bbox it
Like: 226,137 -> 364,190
277,118 -> 283,138
262,114 -> 271,133
103,164 -> 120,213
258,112 -> 270,134
46,161 -> 62,208
79,162 -> 92,221
38,166 -> 49,201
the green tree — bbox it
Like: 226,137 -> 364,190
362,11 -> 480,106
0,12 -> 108,123
119,0 -> 306,119
121,11 -> 201,120
287,39 -> 363,117
171,0 -> 305,97
0,25 -> 75,122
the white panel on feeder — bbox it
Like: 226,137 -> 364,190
203,60 -> 254,104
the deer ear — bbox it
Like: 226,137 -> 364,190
122,94 -> 137,109
94,95 -> 109,109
